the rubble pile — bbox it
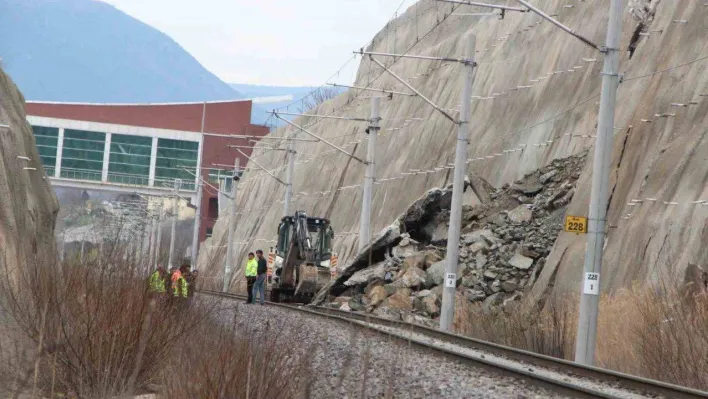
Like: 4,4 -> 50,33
313,153 -> 587,324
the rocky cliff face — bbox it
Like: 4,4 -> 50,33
201,0 -> 708,297
0,68 -> 59,276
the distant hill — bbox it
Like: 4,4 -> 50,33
0,0 -> 241,103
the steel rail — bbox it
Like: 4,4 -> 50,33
199,289 -> 708,399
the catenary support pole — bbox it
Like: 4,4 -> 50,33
440,36 -> 476,332
359,96 -> 380,252
149,213 -> 157,268
155,209 -> 163,268
168,179 -> 181,268
224,158 -> 241,292
575,0 -> 624,366
191,180 -> 203,267
283,140 -> 295,217
136,219 -> 146,264
59,232 -> 65,262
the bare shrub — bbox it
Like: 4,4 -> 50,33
297,87 -> 341,113
456,283 -> 708,390
0,243 -> 214,398
162,312 -> 311,398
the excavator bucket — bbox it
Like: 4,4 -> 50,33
295,262 -> 331,296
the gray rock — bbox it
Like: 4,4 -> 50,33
399,235 -> 411,247
459,248 -> 470,259
426,260 -> 446,286
398,265 -> 431,289
414,293 -> 441,317
339,302 -> 352,312
476,253 -> 489,269
491,213 -> 508,227
344,262 -> 386,286
511,181 -> 543,195
430,223 -> 449,244
491,280 -> 502,293
468,241 -> 489,254
540,170 -> 558,184
464,289 -> 487,302
349,296 -> 366,312
507,205 -> 533,224
461,273 -> 479,288
508,253 -> 533,270
482,292 -> 504,312
464,229 -> 498,246
392,243 -> 419,259
483,270 -> 498,280
500,281 -> 518,293
417,289 -> 432,297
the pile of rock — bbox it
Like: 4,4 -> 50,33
314,153 -> 587,324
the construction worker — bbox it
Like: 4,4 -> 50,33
245,252 -> 257,304
148,267 -> 167,295
253,249 -> 268,305
172,268 -> 188,300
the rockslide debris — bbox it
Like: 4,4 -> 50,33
312,153 -> 588,325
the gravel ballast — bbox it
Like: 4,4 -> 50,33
215,298 -> 566,398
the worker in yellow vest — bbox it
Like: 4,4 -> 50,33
172,268 -> 188,300
245,252 -> 257,304
148,267 -> 167,296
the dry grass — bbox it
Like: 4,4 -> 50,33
0,239 -> 310,398
162,310 -> 312,399
455,284 -> 708,390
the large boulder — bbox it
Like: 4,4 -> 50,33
463,229 -> 499,246
464,288 -> 486,302
384,288 -> 413,310
398,265 -> 431,289
368,285 -> 388,307
426,260 -> 446,286
311,220 -> 403,304
414,293 -> 441,317
343,262 -> 386,287
508,254 -> 533,270
507,205 -> 533,224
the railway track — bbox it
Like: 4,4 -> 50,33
200,289 -> 708,399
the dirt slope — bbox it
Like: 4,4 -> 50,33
0,68 -> 59,277
200,0 -> 708,296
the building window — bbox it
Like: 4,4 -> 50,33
32,126 -> 59,172
60,129 -> 106,181
206,227 -> 213,238
155,138 -> 198,190
108,134 -> 152,186
208,197 -> 219,220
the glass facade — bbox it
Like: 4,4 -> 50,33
32,126 -> 59,176
155,138 -> 198,190
61,129 -> 105,181
29,124 -> 200,190
208,168 -> 232,192
108,134 -> 151,186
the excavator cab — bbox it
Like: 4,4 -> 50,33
271,211 -> 334,303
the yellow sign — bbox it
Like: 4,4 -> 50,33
565,216 -> 588,234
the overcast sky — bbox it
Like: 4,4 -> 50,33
100,0 -> 417,87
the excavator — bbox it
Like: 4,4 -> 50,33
269,211 -> 335,303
